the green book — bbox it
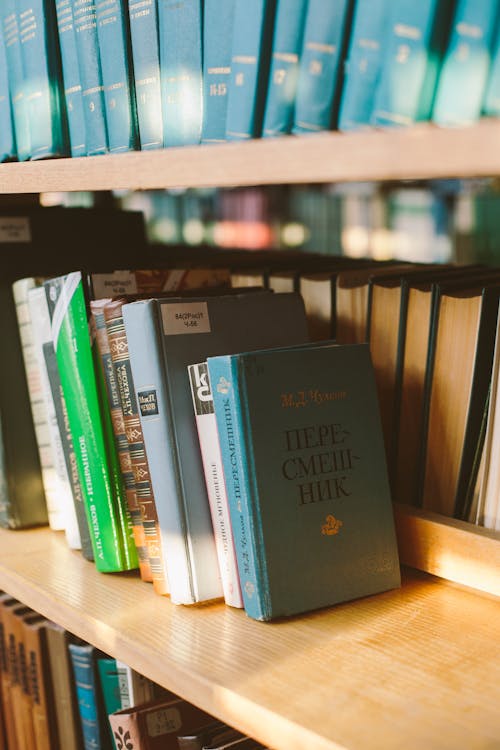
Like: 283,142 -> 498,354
44,272 -> 138,573
97,656 -> 121,750
207,342 -> 400,621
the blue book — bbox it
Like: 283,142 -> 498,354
55,0 -> 86,157
0,18 -> 16,161
484,23 -> 500,114
18,0 -> 69,159
69,643 -> 112,750
208,343 -> 400,621
372,0 -> 455,127
226,0 -> 277,140
293,0 -> 354,134
128,0 -> 163,150
158,0 -> 203,147
71,0 -> 108,155
433,0 -> 500,126
96,0 -> 138,152
262,0 -> 308,137
202,0 -> 236,144
2,0 -> 30,160
122,291 -> 308,605
338,0 -> 390,132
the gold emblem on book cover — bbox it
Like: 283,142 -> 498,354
321,514 -> 343,536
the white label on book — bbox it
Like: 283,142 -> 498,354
91,271 -> 138,299
0,217 -> 31,243
146,707 -> 182,737
162,302 -> 211,335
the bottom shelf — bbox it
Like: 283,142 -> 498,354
0,526 -> 498,750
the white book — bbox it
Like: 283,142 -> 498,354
116,661 -> 156,708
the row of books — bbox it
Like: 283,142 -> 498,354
3,0 -> 500,163
0,592 -> 265,750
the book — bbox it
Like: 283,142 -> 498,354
226,0 -> 277,140
2,0 -> 30,160
372,0 -> 455,127
207,342 -> 400,621
128,0 -> 163,150
0,20 -> 16,162
95,0 -> 138,153
202,0 -> 236,144
44,621 -> 84,750
22,617 -> 59,750
299,272 -> 336,341
6,604 -> 39,750
17,0 -> 69,159
262,0 -> 308,137
158,0 -> 203,147
115,661 -> 156,709
432,0 -> 500,127
123,291 -> 309,604
293,0 -> 354,133
188,362 -> 243,608
96,656 -> 122,749
176,720 -> 230,750
69,642 -> 113,750
0,595 -> 21,750
337,0 -> 389,131
55,0 -> 87,157
71,0 -> 108,155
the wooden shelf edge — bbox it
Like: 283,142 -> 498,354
393,503 -> 500,597
2,119 -> 500,192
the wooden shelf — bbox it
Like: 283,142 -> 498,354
3,119 -> 500,193
0,525 -> 498,750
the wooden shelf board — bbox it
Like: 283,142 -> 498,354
2,120 -> 500,193
0,526 -> 498,750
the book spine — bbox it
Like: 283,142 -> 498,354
188,363 -> 244,608
68,644 -> 104,750
96,656 -> 121,748
159,0 -> 203,147
202,0 -> 236,144
45,624 -> 83,750
207,355 -> 265,620
432,0 -> 500,126
338,0 -> 389,131
95,0 -> 138,152
24,621 -> 58,750
128,0 -> 163,149
226,0 -> 277,140
55,0 -> 87,157
0,597 -> 19,750
8,607 -> 37,750
2,0 -> 30,159
293,0 -> 353,133
71,0 -> 108,155
18,0 -> 68,159
45,273 -> 136,573
104,300 -> 168,596
0,21 -> 16,161
262,0 -> 308,137
91,302 -> 151,581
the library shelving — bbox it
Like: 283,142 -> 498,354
0,126 -> 499,749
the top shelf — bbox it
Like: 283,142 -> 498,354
2,120 -> 500,193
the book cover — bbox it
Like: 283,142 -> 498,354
45,621 -> 84,750
2,0 -> 30,160
55,0 -> 87,157
71,0 -> 109,155
207,343 -> 400,621
338,0 -> 390,131
226,0 -> 277,140
293,0 -> 354,133
23,618 -> 59,750
188,362 -> 243,608
432,0 -> 500,127
262,0 -> 308,137
115,661 -> 156,709
69,642 -> 113,750
96,0 -> 138,152
0,595 -> 22,750
17,0 -> 69,159
97,656 -> 122,749
8,605 -> 40,750
122,291 -> 308,604
202,0 -> 236,144
158,0 -> 203,147
128,0 -> 163,150
372,0 -> 455,127
0,20 -> 16,162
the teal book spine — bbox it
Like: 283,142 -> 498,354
293,0 -> 354,133
69,644 -> 111,750
128,0 -> 163,150
96,0 -> 138,153
55,0 -> 87,157
18,0 -> 69,159
158,0 -> 203,147
0,17 -> 16,161
433,0 -> 500,127
2,1 -> 30,160
202,0 -> 236,144
226,0 -> 277,140
262,0 -> 308,136
372,0 -> 455,127
71,0 -> 108,155
338,0 -> 390,132
96,657 -> 121,750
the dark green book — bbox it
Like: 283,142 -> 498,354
207,342 -> 400,621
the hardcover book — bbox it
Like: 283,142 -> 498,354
45,621 -> 84,750
122,291 -> 309,605
0,22 -> 16,162
69,642 -> 113,750
7,605 -> 40,750
96,656 -> 122,748
22,617 -> 59,750
207,343 -> 400,621
55,0 -> 87,157
2,0 -> 30,160
0,596 -> 23,750
202,0 -> 236,143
